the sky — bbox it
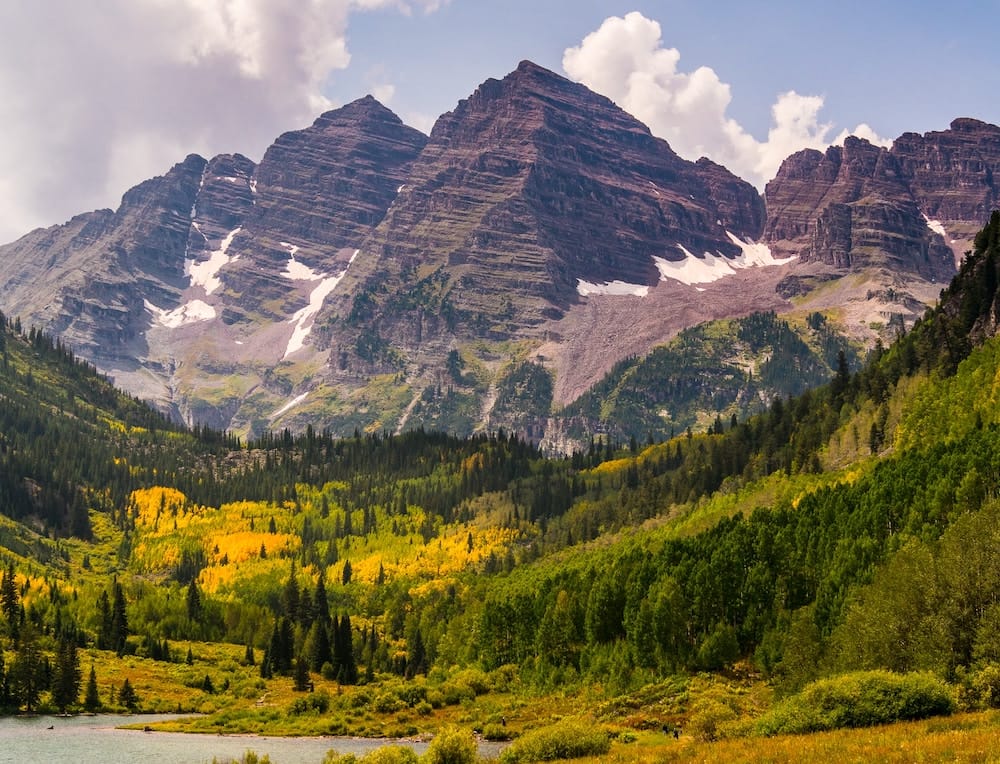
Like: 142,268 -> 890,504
0,0 -> 996,244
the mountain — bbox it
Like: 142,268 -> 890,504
0,97 -> 428,433
0,61 -> 996,448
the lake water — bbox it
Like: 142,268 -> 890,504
0,714 -> 443,763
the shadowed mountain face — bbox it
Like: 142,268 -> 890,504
320,61 -> 764,345
0,61 -> 990,448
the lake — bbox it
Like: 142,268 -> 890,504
0,714 -> 445,763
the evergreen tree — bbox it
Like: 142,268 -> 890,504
111,582 -> 128,655
313,571 -> 330,626
186,579 -> 202,623
51,636 -> 81,712
118,678 -> 138,710
9,622 -> 42,712
308,619 -> 332,673
293,655 -> 310,692
338,614 -> 357,684
342,560 -> 353,586
96,590 -> 112,650
84,665 -> 100,712
283,563 -> 300,619
0,564 -> 18,638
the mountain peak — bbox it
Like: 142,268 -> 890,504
313,95 -> 402,129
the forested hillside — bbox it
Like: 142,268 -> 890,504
0,213 -> 998,756
559,309 -> 859,443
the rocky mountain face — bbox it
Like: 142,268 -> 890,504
317,61 -> 764,351
764,137 -> 954,280
0,98 -> 427,430
0,61 -> 994,450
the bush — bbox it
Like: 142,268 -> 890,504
373,689 -> 406,714
415,701 -> 433,716
449,668 -> 490,696
323,753 -> 358,764
439,682 -> 474,706
958,664 -> 1000,709
359,746 -> 419,764
687,698 -> 738,742
481,723 -> 511,741
756,670 -> 955,736
424,725 -> 477,764
499,720 -> 610,763
212,753 -> 272,764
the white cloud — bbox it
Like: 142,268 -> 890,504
563,12 -> 890,188
0,0 -> 444,244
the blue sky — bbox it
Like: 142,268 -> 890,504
0,1 -> 996,243
330,0 -> 997,141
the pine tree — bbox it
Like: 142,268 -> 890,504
111,582 -> 128,656
313,571 -> 330,626
338,614 -> 358,684
0,565 -> 18,639
342,560 -> 353,586
186,579 -> 202,623
51,636 -> 81,712
118,678 -> 138,710
293,655 -> 310,692
96,591 -> 112,650
84,665 -> 100,712
9,622 -> 42,712
308,620 -> 332,672
283,563 -> 300,620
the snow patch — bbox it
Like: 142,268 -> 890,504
923,214 -> 947,239
577,279 -> 649,297
188,226 -> 241,295
280,241 -> 323,281
272,392 -> 309,419
654,232 -> 796,286
283,249 -> 360,358
145,299 -> 216,328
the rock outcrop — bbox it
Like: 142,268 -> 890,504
764,137 -> 953,281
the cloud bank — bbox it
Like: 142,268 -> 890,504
0,0 -> 441,243
563,12 -> 889,189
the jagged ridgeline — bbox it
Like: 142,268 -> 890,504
1,212 -> 1000,736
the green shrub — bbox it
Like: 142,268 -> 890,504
415,700 -> 433,716
687,698 -> 738,742
756,670 -> 955,736
425,689 -> 445,709
481,723 -> 511,741
498,720 -> 610,763
323,753 -> 358,764
958,664 -> 1000,709
449,668 -> 490,696
374,689 -> 406,713
424,725 -> 477,764
439,682 -> 474,706
212,753 -> 272,764
349,689 -> 373,709
396,683 -> 427,707
359,745 -> 419,763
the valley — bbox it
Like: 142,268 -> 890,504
0,49 -> 999,764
